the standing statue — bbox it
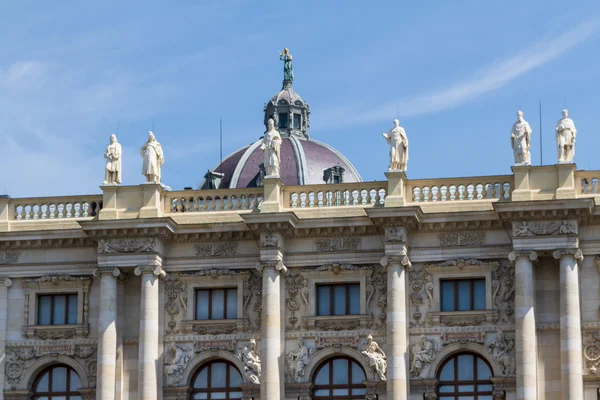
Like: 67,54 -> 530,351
237,339 -> 261,384
261,119 -> 282,178
279,48 -> 294,82
382,119 -> 408,172
410,335 -> 437,378
510,110 -> 532,165
360,335 -> 387,381
556,109 -> 577,163
164,343 -> 192,386
140,131 -> 164,183
103,134 -> 122,185
486,329 -> 516,376
287,338 -> 314,382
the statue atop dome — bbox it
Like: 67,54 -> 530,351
261,118 -> 282,178
279,48 -> 294,83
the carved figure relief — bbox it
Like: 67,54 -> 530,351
368,270 -> 387,328
310,263 -> 372,275
286,338 -> 315,382
409,267 -> 433,327
180,269 -> 249,279
360,335 -> 387,381
492,263 -> 515,323
165,277 -> 188,335
237,339 -> 261,384
97,238 -> 157,254
410,335 -> 438,378
260,233 -> 279,248
164,342 -> 193,386
286,272 -> 308,329
513,220 -> 577,237
244,273 -> 263,332
486,329 -> 516,376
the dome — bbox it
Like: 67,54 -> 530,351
204,136 -> 362,189
270,85 -> 305,107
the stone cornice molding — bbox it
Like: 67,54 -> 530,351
92,268 -> 121,278
256,260 -> 288,275
242,212 -> 299,233
508,251 -> 538,262
553,248 -> 584,262
79,218 -> 176,240
301,263 -> 374,276
180,269 -> 250,279
494,198 -> 594,223
97,238 -> 158,254
425,258 -> 499,274
365,206 -> 422,231
22,275 -> 92,290
134,266 -> 167,279
0,236 -> 94,251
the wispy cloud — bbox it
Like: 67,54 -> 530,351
317,19 -> 599,129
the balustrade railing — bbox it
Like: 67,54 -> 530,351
12,196 -> 103,220
576,171 -> 600,195
285,182 -> 387,208
406,176 -> 513,203
167,188 -> 263,213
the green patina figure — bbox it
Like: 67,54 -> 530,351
279,48 -> 294,82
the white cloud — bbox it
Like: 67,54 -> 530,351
317,19 -> 599,128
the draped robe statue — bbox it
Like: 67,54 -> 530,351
103,134 -> 122,185
279,48 -> 294,82
510,110 -> 532,165
261,119 -> 282,178
287,338 -> 313,382
382,119 -> 408,172
140,131 -> 164,183
556,109 -> 577,163
361,335 -> 387,381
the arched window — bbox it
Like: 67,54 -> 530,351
438,352 -> 494,399
33,365 -> 82,399
192,360 -> 243,399
312,357 -> 366,399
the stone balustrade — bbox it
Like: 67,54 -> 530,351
406,175 -> 513,203
284,182 -> 387,208
11,195 -> 103,220
576,171 -> 600,195
166,188 -> 263,213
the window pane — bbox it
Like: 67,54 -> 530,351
211,393 -> 226,399
67,295 -> 78,324
352,388 -> 367,395
278,113 -> 288,128
441,281 -> 455,311
478,384 -> 493,391
293,114 -> 301,129
473,279 -> 486,310
351,360 -> 365,383
333,389 -> 348,395
193,394 -> 208,400
439,359 -> 454,381
457,281 -> 471,311
439,385 -> 454,392
314,389 -> 329,396
35,371 -> 49,391
38,296 -> 52,325
349,284 -> 360,315
457,355 -> 474,380
477,358 -> 492,380
226,289 -> 237,319
210,362 -> 227,388
476,397 -> 493,400
70,369 -> 82,391
229,392 -> 243,399
193,367 -> 208,388
196,290 -> 209,320
211,290 -> 225,320
315,363 -> 329,384
317,286 -> 330,316
332,359 -> 349,384
54,295 -> 67,325
333,285 -> 346,315
51,367 -> 68,392
458,385 -> 474,392
229,365 -> 242,387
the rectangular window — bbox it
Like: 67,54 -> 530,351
441,279 -> 486,311
195,288 -> 237,320
37,294 -> 78,325
293,113 -> 301,129
278,113 -> 288,128
317,283 -> 360,316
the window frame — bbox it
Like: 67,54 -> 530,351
195,287 -> 238,320
312,356 -> 367,399
191,360 -> 244,399
437,352 -> 494,399
316,283 -> 360,316
440,278 -> 486,312
33,365 -> 82,400
37,293 -> 79,326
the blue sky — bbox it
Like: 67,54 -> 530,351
1,1 -> 599,197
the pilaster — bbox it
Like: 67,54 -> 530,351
556,163 -> 577,199
511,165 -> 534,201
0,277 -> 12,398
261,176 -> 283,213
385,171 -> 407,207
0,195 -> 11,232
139,183 -> 165,218
99,185 -> 119,220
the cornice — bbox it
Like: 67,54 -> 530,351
79,217 -> 176,240
366,206 -> 422,230
494,198 -> 594,222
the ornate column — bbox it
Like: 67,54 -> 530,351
134,266 -> 166,400
381,227 -> 410,399
553,249 -> 584,399
256,232 -> 287,400
0,277 -> 12,398
508,251 -> 538,400
93,268 -> 120,400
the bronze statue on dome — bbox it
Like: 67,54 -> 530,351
279,48 -> 294,82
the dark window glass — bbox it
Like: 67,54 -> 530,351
33,365 -> 81,399
192,361 -> 243,399
37,294 -> 78,325
313,357 -> 366,399
437,352 -> 493,399
278,113 -> 288,128
195,289 -> 237,320
440,279 -> 486,312
317,284 -> 360,316
293,113 -> 301,128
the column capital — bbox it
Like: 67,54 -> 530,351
508,250 -> 537,262
380,254 -> 412,270
0,276 -> 12,287
134,265 -> 166,278
93,267 -> 121,278
552,248 -> 583,262
256,260 -> 287,275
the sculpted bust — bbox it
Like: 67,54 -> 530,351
103,134 -> 122,185
556,109 -> 577,163
510,110 -> 532,165
140,131 -> 164,183
382,119 -> 408,172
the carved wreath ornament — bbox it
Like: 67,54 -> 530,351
584,331 -> 600,374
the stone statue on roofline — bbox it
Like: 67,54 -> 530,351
261,118 -> 282,178
510,110 -> 532,166
279,48 -> 294,82
556,109 -> 577,163
140,131 -> 164,184
103,134 -> 122,185
382,119 -> 408,172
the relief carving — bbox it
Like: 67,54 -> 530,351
584,331 -> 600,374
439,315 -> 486,327
367,270 -> 387,328
165,277 -> 187,335
194,243 -> 238,257
286,272 -> 308,329
409,267 -> 433,327
492,263 -> 515,323
180,269 -> 249,279
360,335 -> 387,381
97,238 -> 157,254
486,329 -> 516,376
513,220 -> 577,237
192,324 -> 236,335
22,275 -> 92,289
237,339 -> 261,384
164,342 -> 193,386
315,319 -> 360,331
243,273 -> 262,332
306,263 -> 371,275
438,232 -> 484,247
314,237 -> 360,252
0,251 -> 20,264
410,335 -> 439,378
260,233 -> 279,248
286,338 -> 315,382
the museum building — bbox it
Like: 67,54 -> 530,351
0,53 -> 599,400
